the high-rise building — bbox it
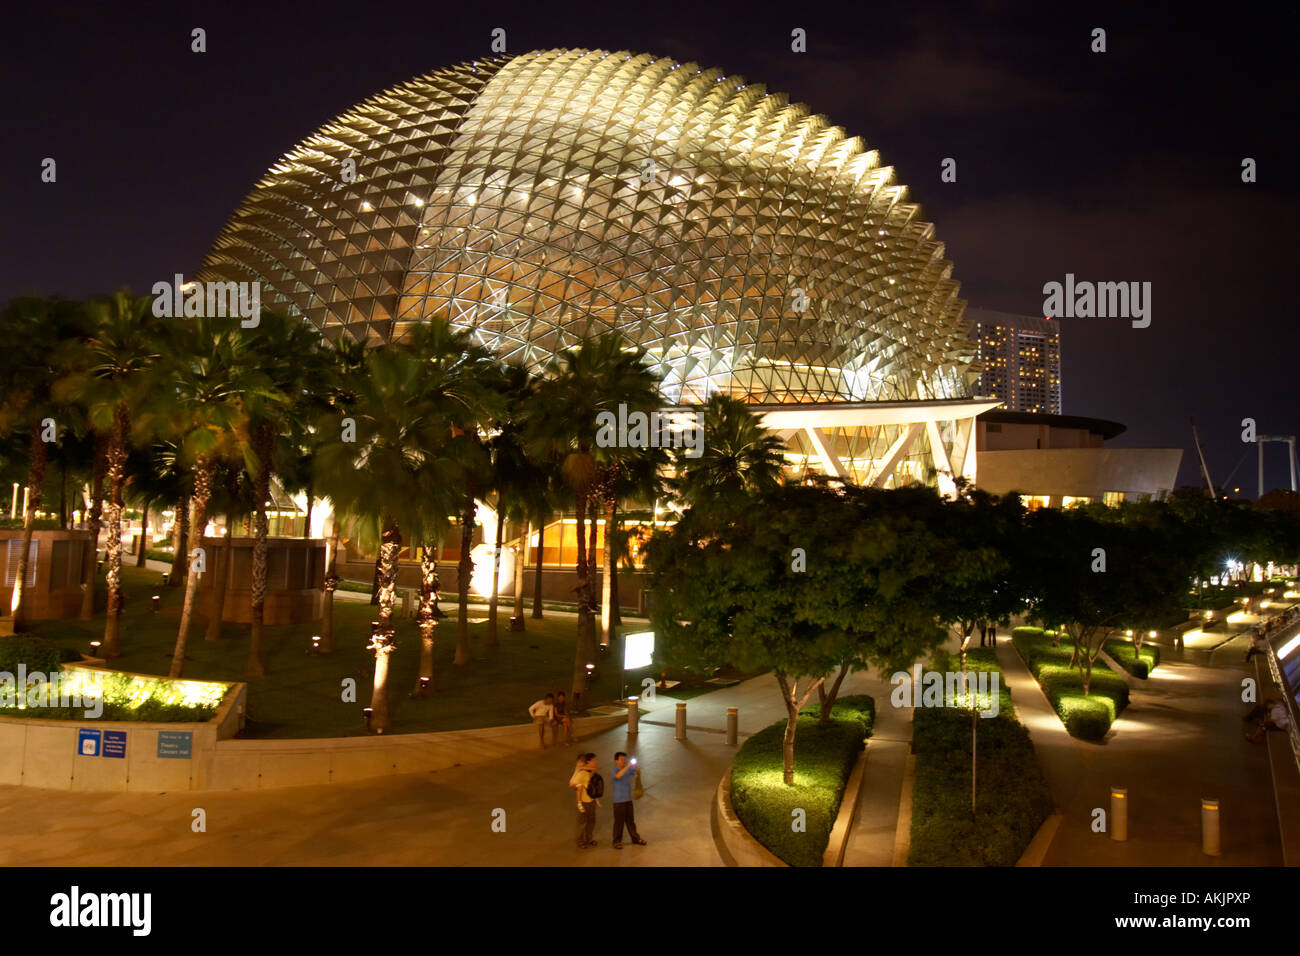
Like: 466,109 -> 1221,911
967,308 -> 1062,414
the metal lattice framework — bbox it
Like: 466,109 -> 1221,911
200,48 -> 977,406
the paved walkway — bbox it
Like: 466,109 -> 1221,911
996,620 -> 1284,866
0,667 -> 903,866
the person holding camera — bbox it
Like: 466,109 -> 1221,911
610,751 -> 647,849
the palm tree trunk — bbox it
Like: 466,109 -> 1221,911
248,423 -> 273,678
321,525 -> 339,654
205,516 -> 233,642
599,497 -> 615,647
169,494 -> 188,587
79,437 -> 107,619
412,542 -> 438,696
487,494 -> 505,648
370,521 -> 401,732
586,497 -> 599,661
101,405 -> 129,657
512,518 -> 529,629
531,518 -> 546,619
59,457 -> 68,530
571,497 -> 592,706
11,431 -> 48,630
135,500 -> 150,567
455,495 -> 476,665
302,482 -> 313,539
170,461 -> 212,678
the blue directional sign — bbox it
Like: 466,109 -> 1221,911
156,731 -> 192,759
77,728 -> 101,757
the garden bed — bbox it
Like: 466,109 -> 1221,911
729,694 -> 873,867
908,647 -> 1052,866
1104,638 -> 1161,679
1012,627 -> 1129,740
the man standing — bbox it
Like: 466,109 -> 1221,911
569,753 -> 600,848
611,752 -> 647,849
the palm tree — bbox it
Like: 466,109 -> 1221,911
148,316 -> 275,678
315,321 -> 498,729
671,393 -> 787,512
484,364 -> 548,646
313,334 -> 367,655
596,448 -> 667,644
524,334 -> 662,707
242,310 -> 328,679
55,290 -> 165,657
0,296 -> 88,630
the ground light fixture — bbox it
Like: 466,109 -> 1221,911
309,635 -> 321,654
160,573 -> 168,586
151,595 -> 160,612
89,640 -> 100,655
363,707 -> 373,730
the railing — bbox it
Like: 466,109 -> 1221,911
1264,610 -> 1300,777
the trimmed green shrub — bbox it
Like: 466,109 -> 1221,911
730,696 -> 873,867
909,647 -> 1052,866
1104,638 -> 1160,679
0,636 -> 67,675
1012,627 -> 1129,740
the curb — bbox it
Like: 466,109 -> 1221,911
891,751 -> 915,866
823,742 -> 869,867
714,771 -> 787,867
1016,812 -> 1063,866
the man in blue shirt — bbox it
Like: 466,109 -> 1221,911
610,751 -> 647,849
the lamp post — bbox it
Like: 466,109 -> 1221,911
9,483 -> 17,519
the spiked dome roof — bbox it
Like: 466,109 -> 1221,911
200,48 -> 977,405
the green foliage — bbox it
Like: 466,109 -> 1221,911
1104,638 -> 1161,679
800,693 -> 876,738
0,636 -> 72,674
908,647 -> 1051,866
730,698 -> 873,867
1012,627 -> 1129,740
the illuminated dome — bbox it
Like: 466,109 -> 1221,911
200,48 -> 976,405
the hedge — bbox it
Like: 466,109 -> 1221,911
1104,638 -> 1161,679
1012,627 -> 1129,740
729,694 -> 873,867
908,647 -> 1052,866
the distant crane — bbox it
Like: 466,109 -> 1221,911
1257,434 -> 1299,497
1191,420 -> 1217,498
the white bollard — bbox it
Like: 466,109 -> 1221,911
675,701 -> 687,740
726,706 -> 738,746
627,696 -> 638,735
1202,799 -> 1221,856
1111,787 -> 1128,842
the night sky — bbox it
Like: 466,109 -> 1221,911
2,0 -> 1295,493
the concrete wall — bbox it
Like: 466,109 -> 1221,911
0,664 -> 621,790
0,665 -> 245,791
198,536 -> 326,625
976,447 -> 1183,502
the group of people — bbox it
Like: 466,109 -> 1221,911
978,622 -> 999,648
569,751 -> 647,849
528,692 -> 575,747
1243,606 -> 1300,663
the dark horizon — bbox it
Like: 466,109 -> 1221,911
2,0 -> 1295,494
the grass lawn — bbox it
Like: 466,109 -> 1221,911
1104,638 -> 1161,679
24,565 -> 653,738
908,647 -> 1052,866
1012,627 -> 1130,740
729,695 -> 874,867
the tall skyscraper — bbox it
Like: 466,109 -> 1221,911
967,307 -> 1062,414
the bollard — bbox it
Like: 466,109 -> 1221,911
1111,787 -> 1128,842
627,697 -> 638,735
1202,799 -> 1221,856
726,706 -> 738,746
675,701 -> 687,740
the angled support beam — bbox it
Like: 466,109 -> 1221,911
871,423 -> 923,488
804,427 -> 848,480
950,417 -> 977,485
926,420 -> 958,499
